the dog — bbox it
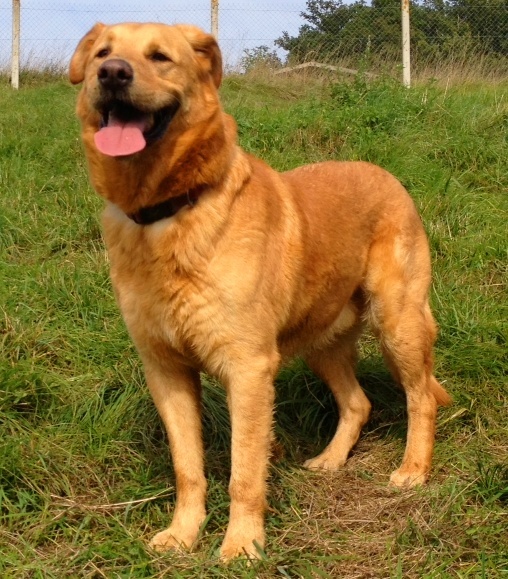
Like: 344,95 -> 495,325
69,22 -> 451,560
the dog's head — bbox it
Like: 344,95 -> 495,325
69,22 -> 222,158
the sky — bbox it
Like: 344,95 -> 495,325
0,0 -> 310,69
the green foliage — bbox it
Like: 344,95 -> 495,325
451,0 -> 508,55
275,0 -> 508,65
240,45 -> 283,72
474,462 -> 508,505
0,73 -> 507,576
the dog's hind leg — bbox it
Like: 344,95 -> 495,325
365,232 -> 452,487
303,327 -> 372,470
144,359 -> 207,552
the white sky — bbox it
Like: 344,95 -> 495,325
0,0 -> 309,68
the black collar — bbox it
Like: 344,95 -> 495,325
128,188 -> 201,225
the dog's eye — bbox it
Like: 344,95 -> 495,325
150,52 -> 171,63
96,48 -> 110,58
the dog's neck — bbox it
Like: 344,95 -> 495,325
127,186 -> 203,225
86,110 -> 237,218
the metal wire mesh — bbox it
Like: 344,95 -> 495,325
0,1 -> 303,71
1,1 -> 507,76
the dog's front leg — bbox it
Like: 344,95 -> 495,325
220,354 -> 278,560
143,360 -> 207,553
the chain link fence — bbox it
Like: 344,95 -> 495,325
267,0 -> 508,81
1,1 -> 507,82
0,1 -> 303,73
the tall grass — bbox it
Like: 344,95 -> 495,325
247,38 -> 508,87
414,47 -> 508,85
0,72 -> 507,577
0,54 -> 68,87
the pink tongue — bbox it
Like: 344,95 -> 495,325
94,117 -> 148,157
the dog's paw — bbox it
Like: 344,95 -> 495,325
220,522 -> 265,561
389,467 -> 428,488
148,526 -> 197,553
220,538 -> 265,562
303,451 -> 346,471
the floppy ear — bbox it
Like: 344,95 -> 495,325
175,25 -> 223,88
69,23 -> 106,85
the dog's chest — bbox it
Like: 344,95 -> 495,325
104,225 -> 211,356
103,216 -> 249,368
112,262 -> 203,357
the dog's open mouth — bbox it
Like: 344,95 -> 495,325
94,101 -> 179,157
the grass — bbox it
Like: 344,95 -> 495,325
1,71 -> 507,577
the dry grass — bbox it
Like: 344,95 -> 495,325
243,44 -> 508,89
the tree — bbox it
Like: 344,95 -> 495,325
274,0 -> 508,65
276,1 -> 376,62
240,46 -> 283,72
450,0 -> 508,55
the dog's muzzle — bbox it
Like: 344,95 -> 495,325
93,59 -> 180,157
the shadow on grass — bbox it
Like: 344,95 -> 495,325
121,354 -> 409,516
273,357 -> 408,465
188,355 -> 408,477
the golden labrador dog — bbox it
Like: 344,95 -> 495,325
69,23 -> 451,559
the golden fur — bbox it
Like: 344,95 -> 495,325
70,22 -> 451,560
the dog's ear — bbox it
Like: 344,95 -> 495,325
69,23 -> 106,85
176,25 -> 223,88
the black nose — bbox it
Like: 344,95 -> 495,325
97,59 -> 133,90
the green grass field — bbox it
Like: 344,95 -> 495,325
1,72 -> 507,577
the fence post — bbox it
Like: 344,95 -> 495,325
11,0 -> 20,89
211,0 -> 219,39
401,0 -> 411,87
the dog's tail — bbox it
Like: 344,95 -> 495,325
430,375 -> 453,406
